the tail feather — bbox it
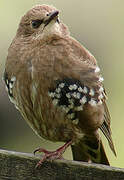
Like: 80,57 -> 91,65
99,141 -> 110,165
71,136 -> 110,165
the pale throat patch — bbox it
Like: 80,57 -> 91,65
35,21 -> 61,40
44,21 -> 61,36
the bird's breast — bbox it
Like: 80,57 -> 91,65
14,77 -> 83,142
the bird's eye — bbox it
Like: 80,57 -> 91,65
31,19 -> 43,29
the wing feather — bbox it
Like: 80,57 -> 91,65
100,102 -> 116,156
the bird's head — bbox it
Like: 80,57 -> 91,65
16,5 -> 69,40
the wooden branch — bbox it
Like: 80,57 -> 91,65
0,149 -> 124,180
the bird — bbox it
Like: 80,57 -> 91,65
3,4 -> 116,167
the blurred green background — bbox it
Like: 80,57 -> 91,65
0,0 -> 124,168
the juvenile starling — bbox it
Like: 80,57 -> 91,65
3,4 -> 116,166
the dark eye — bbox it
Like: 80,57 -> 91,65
31,19 -> 43,29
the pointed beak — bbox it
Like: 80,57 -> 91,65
44,10 -> 59,27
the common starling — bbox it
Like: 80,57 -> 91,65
3,5 -> 116,166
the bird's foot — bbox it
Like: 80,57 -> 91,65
34,140 -> 72,168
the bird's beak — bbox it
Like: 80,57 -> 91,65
44,11 -> 59,27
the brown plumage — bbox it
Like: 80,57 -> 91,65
4,4 -> 116,166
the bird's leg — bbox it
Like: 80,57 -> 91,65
34,140 -> 72,168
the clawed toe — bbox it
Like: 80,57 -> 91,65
34,140 -> 72,168
34,148 -> 64,168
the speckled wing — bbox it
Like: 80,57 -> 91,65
48,57 -> 105,124
48,54 -> 116,157
3,71 -> 17,105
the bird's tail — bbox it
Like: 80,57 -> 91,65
71,135 -> 109,165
